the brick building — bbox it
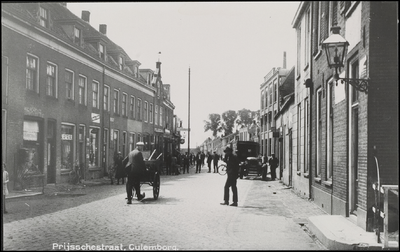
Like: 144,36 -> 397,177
293,1 -> 398,231
2,3 -> 178,190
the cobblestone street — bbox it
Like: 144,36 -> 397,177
3,166 -> 327,250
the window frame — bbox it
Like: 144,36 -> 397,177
144,101 -> 148,122
46,62 -> 58,98
92,81 -> 99,109
26,54 -> 39,93
130,96 -> 135,119
149,103 -> 153,123
113,89 -> 119,115
65,69 -> 74,100
103,85 -> 110,111
316,88 -> 322,178
122,92 -> 128,116
74,26 -> 81,46
137,98 -> 142,121
78,75 -> 87,105
39,6 -> 49,28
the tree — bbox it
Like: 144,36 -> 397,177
236,108 -> 254,127
221,110 -> 237,136
203,113 -> 222,137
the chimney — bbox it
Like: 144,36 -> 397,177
81,10 -> 90,23
99,24 -> 107,35
283,51 -> 287,69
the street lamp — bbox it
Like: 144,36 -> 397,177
322,25 -> 369,93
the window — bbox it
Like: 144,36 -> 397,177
304,8 -> 310,66
327,81 -> 333,180
122,93 -> 127,116
65,70 -> 74,100
273,80 -> 277,103
351,61 -> 359,103
26,55 -> 38,92
144,101 -> 148,122
46,63 -> 57,97
269,85 -> 272,106
137,98 -> 142,120
119,56 -> 124,71
113,130 -> 119,154
61,124 -> 75,171
88,127 -> 100,168
261,91 -> 264,110
39,6 -> 48,28
104,85 -> 110,111
264,88 -> 268,107
149,103 -> 153,123
160,106 -> 163,127
113,89 -> 119,114
130,96 -> 135,119
297,103 -> 302,172
92,81 -> 99,109
304,98 -> 309,174
316,88 -> 322,177
155,105 -> 158,125
74,27 -> 81,46
297,25 -> 301,76
78,75 -> 87,105
99,44 -> 105,60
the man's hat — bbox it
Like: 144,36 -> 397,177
136,142 -> 145,146
224,146 -> 233,153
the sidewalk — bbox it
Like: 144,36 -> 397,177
6,177 -> 111,199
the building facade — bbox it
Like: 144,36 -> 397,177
2,3 -> 177,190
293,1 -> 398,231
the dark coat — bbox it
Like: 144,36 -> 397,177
114,156 -> 126,179
124,148 -> 146,174
224,153 -> 239,178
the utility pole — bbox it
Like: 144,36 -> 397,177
188,67 -> 190,153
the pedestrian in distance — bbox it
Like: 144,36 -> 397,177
213,151 -> 219,173
268,153 -> 279,181
123,142 -> 146,204
3,163 -> 9,214
207,152 -> 213,173
183,152 -> 190,174
261,153 -> 268,181
195,152 -> 202,173
201,152 -> 205,167
220,147 -> 239,207
114,151 -> 126,185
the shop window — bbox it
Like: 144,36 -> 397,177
88,128 -> 100,168
61,124 -> 75,171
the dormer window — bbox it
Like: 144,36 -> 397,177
119,56 -> 124,71
39,6 -> 49,28
99,44 -> 105,60
74,26 -> 81,46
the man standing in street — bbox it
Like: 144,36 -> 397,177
207,152 -> 213,173
268,153 -> 279,181
220,147 -> 239,207
124,142 -> 146,204
195,152 -> 202,173
183,152 -> 190,174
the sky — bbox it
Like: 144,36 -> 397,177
67,1 -> 300,148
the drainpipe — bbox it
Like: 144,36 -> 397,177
308,2 -> 314,200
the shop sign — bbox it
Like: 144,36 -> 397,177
23,131 -> 37,141
91,113 -> 100,123
62,134 -> 73,141
154,128 -> 164,133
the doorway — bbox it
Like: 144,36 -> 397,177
47,120 -> 56,183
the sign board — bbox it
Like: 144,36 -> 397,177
62,134 -> 73,141
180,139 -> 185,144
91,113 -> 100,123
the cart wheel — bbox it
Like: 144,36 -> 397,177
153,172 -> 160,200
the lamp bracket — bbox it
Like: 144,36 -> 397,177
336,77 -> 369,94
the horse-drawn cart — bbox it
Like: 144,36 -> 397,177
142,159 -> 161,199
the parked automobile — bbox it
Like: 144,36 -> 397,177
232,141 -> 261,179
